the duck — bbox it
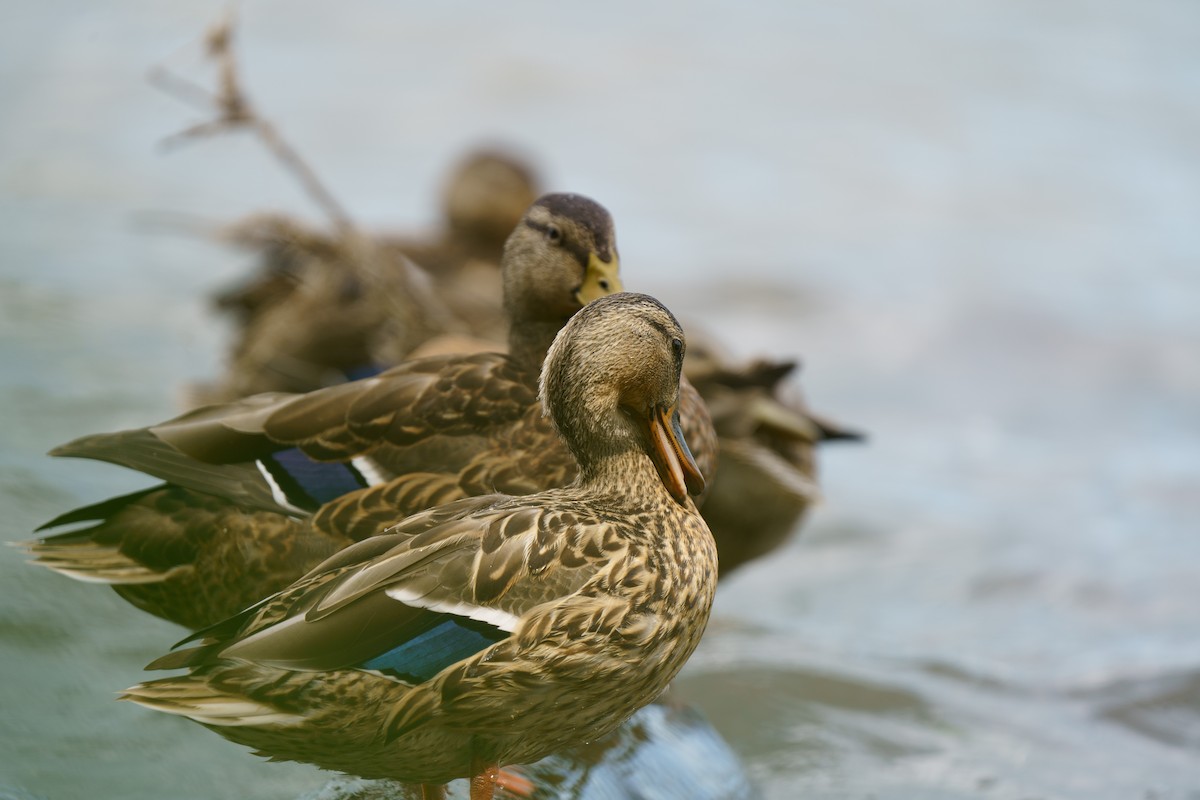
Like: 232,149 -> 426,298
683,344 -> 863,576
190,222 -> 448,404
282,351 -> 855,800
195,148 -> 542,402
120,292 -> 719,800
26,194 -> 717,631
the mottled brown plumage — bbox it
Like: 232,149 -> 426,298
122,293 -> 718,799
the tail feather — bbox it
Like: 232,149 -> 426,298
809,413 -> 866,444
121,678 -> 305,727
36,487 -> 162,533
49,428 -> 283,513
22,485 -> 181,585
15,537 -> 178,585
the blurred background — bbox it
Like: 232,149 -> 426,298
2,1 -> 1199,798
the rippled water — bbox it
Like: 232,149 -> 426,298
3,2 -> 1199,798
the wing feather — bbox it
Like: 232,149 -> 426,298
48,430 -> 283,513
180,499 -> 617,679
309,473 -> 467,542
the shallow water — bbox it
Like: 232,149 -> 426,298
3,1 -> 1199,798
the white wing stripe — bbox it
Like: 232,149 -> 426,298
254,460 -> 309,515
384,586 -> 520,632
350,456 -> 391,486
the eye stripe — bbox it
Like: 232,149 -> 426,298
524,218 -> 613,266
643,318 -> 676,342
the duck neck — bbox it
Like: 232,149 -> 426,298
507,317 -> 570,375
577,448 -> 678,509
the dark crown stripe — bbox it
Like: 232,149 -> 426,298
360,617 -> 508,683
530,193 -> 615,261
260,447 -> 369,511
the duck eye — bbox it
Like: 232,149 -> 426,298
671,337 -> 684,362
545,224 -> 563,245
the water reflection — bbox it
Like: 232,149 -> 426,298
298,704 -> 757,800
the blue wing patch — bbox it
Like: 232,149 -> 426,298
342,363 -> 387,381
361,617 -> 509,682
259,447 -> 369,510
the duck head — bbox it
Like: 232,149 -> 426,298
502,194 -> 624,363
540,292 -> 705,505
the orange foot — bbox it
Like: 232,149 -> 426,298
496,767 -> 535,798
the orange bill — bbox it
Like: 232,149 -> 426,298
647,404 -> 705,504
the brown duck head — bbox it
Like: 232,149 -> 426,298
502,194 -> 624,367
539,292 -> 705,506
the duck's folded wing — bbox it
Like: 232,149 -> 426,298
130,352 -> 532,467
253,352 -> 536,459
309,472 -> 469,542
48,426 -> 379,517
178,501 -> 610,678
47,353 -> 535,514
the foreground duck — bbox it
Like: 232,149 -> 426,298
26,193 -> 715,630
122,293 -> 718,800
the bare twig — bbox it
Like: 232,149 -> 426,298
151,9 -> 355,235
252,118 -> 355,237
147,66 -> 218,114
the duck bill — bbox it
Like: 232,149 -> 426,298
647,404 -> 706,504
574,253 -> 623,305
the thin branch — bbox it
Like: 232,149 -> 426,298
251,118 -> 355,236
160,119 -> 239,150
147,66 -> 219,114
150,9 -> 355,236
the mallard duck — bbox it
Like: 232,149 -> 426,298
26,194 -> 717,631
196,148 -> 542,403
192,225 -> 447,404
213,148 -> 538,328
684,345 -> 862,575
121,292 -> 718,800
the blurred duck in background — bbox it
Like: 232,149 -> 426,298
191,148 -> 542,404
381,147 -> 543,348
685,342 -> 863,576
